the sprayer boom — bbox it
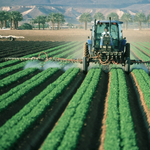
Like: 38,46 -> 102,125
131,60 -> 150,64
4,57 -> 83,63
4,57 -> 150,65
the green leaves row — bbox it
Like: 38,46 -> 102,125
0,68 -> 37,88
0,62 -> 25,76
131,45 -> 150,61
131,45 -> 150,68
132,42 -> 150,55
132,69 -> 150,111
41,68 -> 101,150
0,42 -> 73,68
44,42 -> 82,58
104,69 -> 138,150
0,68 -> 59,112
0,68 -> 80,150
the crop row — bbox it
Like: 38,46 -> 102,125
0,42 -> 74,68
132,42 -> 150,56
0,42 -> 81,76
143,42 -> 150,47
135,42 -> 150,50
0,68 -> 80,150
0,68 -> 59,112
132,69 -> 150,112
0,62 -> 25,77
131,45 -> 150,61
104,69 -> 138,149
41,68 -> 101,150
0,68 -> 37,88
43,42 -> 82,58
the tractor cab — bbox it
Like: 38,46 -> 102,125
89,19 -> 125,56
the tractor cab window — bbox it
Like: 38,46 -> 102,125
96,23 -> 119,48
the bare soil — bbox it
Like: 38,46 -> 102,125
1,29 -> 150,42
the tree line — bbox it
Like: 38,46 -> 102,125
0,11 -> 23,29
30,13 -> 65,30
0,10 -> 150,30
0,11 -> 65,30
80,12 -> 150,30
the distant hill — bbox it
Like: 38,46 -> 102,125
0,0 -> 150,25
1,0 -> 150,8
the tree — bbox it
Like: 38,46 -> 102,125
120,13 -> 132,30
107,12 -> 119,21
3,11 -> 10,28
8,11 -> 23,30
40,16 -> 47,30
30,18 -> 35,29
55,13 -> 65,30
79,13 -> 92,30
94,12 -> 105,20
134,12 -> 146,30
34,16 -> 43,30
47,13 -> 57,30
14,11 -> 23,29
67,23 -> 73,29
19,23 -> 32,29
0,11 -> 5,29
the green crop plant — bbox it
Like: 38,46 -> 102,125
0,68 -> 59,112
41,68 -> 101,150
104,69 -> 138,150
0,68 -> 37,88
0,42 -> 74,68
0,68 -> 80,150
132,69 -> 150,111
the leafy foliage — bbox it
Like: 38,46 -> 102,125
107,12 -> 119,20
79,13 -> 92,30
104,69 -> 138,149
94,12 -> 105,20
41,68 -> 101,150
19,23 -> 32,29
0,68 -> 79,150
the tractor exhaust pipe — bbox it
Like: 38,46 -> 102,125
109,17 -> 111,36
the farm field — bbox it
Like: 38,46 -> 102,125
0,29 -> 150,150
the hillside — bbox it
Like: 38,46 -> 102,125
0,0 -> 150,8
0,0 -> 150,24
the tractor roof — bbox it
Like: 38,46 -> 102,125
96,20 -> 123,24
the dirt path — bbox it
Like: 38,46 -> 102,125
1,29 -> 150,42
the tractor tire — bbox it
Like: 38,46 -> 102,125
125,43 -> 130,58
125,57 -> 130,73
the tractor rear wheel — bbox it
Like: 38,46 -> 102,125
83,42 -> 89,73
